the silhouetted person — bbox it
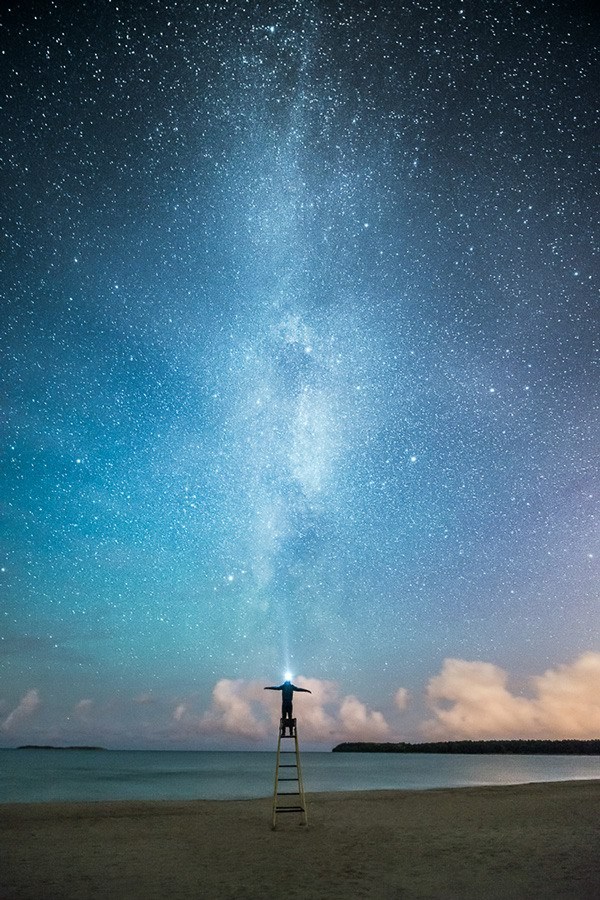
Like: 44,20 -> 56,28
264,680 -> 312,734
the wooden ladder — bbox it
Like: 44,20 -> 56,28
271,718 -> 308,829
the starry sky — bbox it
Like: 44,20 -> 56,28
1,0 -> 598,749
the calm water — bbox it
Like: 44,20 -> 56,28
1,750 -> 599,804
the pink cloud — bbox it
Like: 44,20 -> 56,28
201,679 -> 268,740
74,699 -> 93,718
338,695 -> 390,740
191,676 -> 391,744
172,703 -> 186,722
395,688 -> 409,711
1,689 -> 41,733
423,652 -> 600,739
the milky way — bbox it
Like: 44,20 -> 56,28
1,1 -> 598,747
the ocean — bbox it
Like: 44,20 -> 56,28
1,749 -> 599,804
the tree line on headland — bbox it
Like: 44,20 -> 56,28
332,740 -> 600,755
16,745 -> 106,751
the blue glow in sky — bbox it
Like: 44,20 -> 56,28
1,0 -> 598,748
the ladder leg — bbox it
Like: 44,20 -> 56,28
294,727 -> 308,827
271,727 -> 282,829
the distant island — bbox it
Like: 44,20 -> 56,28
332,740 -> 600,755
17,745 -> 106,751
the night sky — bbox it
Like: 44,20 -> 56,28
1,0 -> 598,749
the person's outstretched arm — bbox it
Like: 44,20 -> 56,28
292,686 -> 312,693
264,685 -> 282,691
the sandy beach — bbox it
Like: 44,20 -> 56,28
1,780 -> 598,899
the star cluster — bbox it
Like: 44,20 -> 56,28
0,0 -> 597,744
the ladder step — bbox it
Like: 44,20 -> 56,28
276,791 -> 300,796
275,806 -> 305,813
278,777 -> 298,782
279,764 -> 297,767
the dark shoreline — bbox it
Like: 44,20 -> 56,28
332,739 -> 600,755
16,745 -> 107,751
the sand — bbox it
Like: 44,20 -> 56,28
1,780 -> 599,899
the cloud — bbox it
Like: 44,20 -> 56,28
201,679 -> 267,740
1,689 -> 41,733
195,677 -> 391,743
284,677 -> 339,737
0,679 -> 389,747
395,688 -> 409,711
74,699 -> 93,716
423,652 -> 600,739
135,693 -> 158,705
338,695 -> 390,740
172,703 -> 186,722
